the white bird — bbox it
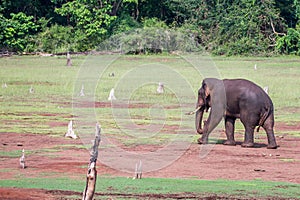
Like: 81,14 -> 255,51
20,149 -> 25,169
254,64 -> 257,70
156,82 -> 164,94
29,85 -> 34,93
263,86 -> 269,94
108,88 -> 116,101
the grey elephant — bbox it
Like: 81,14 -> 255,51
193,78 -> 277,149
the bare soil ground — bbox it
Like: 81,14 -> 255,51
0,122 -> 299,199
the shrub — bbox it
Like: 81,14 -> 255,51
0,12 -> 39,52
35,24 -> 77,53
276,28 -> 300,55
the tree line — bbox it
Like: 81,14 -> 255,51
0,0 -> 299,56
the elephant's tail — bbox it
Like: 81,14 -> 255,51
256,106 -> 272,132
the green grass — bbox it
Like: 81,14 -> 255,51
0,176 -> 299,199
1,55 -> 300,198
0,150 -> 28,158
280,158 -> 297,162
0,147 -> 62,158
0,56 -> 79,135
1,55 -> 300,137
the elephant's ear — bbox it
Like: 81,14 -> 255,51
203,78 -> 226,134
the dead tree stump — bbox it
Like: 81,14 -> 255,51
82,123 -> 101,200
66,52 -> 72,66
19,149 -> 25,169
134,160 -> 142,179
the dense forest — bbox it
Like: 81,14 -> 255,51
0,0 -> 299,55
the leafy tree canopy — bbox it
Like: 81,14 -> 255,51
0,0 -> 299,55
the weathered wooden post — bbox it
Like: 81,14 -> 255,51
19,149 -> 25,169
2,82 -> 7,88
65,120 -> 77,139
133,160 -> 142,179
67,52 -> 72,66
80,84 -> 85,97
82,123 -> 101,200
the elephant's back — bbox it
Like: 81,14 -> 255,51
223,79 -> 273,111
223,79 -> 269,98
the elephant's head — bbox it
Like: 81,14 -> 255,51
195,83 -> 210,134
195,78 -> 226,135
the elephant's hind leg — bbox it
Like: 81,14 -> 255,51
264,129 -> 277,149
240,112 -> 256,148
224,116 -> 236,146
241,125 -> 255,148
263,115 -> 278,149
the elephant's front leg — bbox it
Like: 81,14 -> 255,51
197,117 -> 210,144
223,116 -> 236,146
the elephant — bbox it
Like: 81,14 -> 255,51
194,78 -> 278,149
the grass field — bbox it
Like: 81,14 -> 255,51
1,55 -> 299,136
0,177 -> 300,199
0,55 -> 300,199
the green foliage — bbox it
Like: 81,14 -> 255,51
142,17 -> 168,28
54,0 -> 116,50
104,25 -> 202,54
137,0 -> 172,22
275,0 -> 298,28
0,0 -> 300,55
295,0 -> 300,28
295,0 -> 300,19
276,28 -> 300,55
109,14 -> 141,34
0,12 -> 39,52
212,0 -> 284,55
35,24 -> 76,53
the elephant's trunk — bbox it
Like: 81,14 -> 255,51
195,106 -> 205,134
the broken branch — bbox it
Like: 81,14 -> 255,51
82,123 -> 101,200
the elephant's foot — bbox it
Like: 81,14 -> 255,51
267,144 -> 278,149
241,142 -> 254,148
197,128 -> 204,135
197,137 -> 208,144
223,140 -> 236,146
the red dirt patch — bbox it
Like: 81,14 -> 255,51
275,122 -> 300,131
0,122 -> 300,199
0,188 -> 56,200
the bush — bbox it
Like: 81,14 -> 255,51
276,28 -> 300,55
0,12 -> 39,52
35,24 -> 78,53
109,14 -> 141,35
212,37 -> 269,56
99,23 -> 203,54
